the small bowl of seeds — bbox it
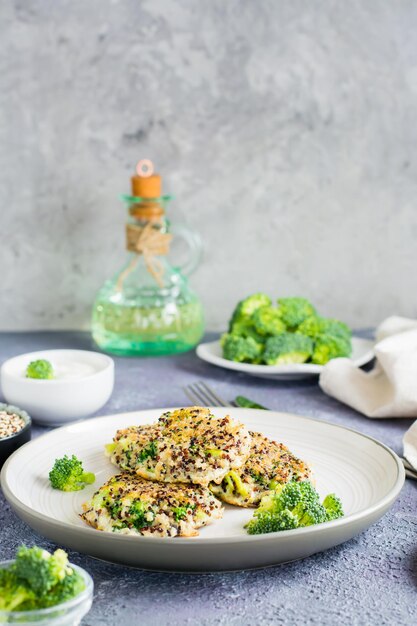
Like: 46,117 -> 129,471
0,403 -> 31,469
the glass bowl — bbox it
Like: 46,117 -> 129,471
0,560 -> 93,625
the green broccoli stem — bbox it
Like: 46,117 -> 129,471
5,588 -> 31,612
81,472 -> 96,484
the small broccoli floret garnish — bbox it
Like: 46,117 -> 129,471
26,359 -> 54,380
311,335 -> 351,365
245,481 -> 344,535
49,455 -> 96,492
252,306 -> 286,337
276,297 -> 316,329
263,333 -> 313,365
229,293 -> 272,330
221,333 -> 263,363
1,546 -> 86,610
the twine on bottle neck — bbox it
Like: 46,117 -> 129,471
116,222 -> 173,290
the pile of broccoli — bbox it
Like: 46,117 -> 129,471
246,480 -> 344,535
221,294 -> 352,365
0,546 -> 86,612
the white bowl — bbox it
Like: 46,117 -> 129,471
1,350 -> 114,426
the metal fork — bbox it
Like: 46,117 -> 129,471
183,380 -> 236,408
182,381 -> 417,482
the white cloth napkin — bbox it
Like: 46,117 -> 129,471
319,316 -> 417,418
403,421 -> 417,469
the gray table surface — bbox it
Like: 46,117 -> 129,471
0,331 -> 416,626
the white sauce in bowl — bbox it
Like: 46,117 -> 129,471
22,359 -> 100,381
51,362 -> 98,380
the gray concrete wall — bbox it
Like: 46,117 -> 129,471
1,0 -> 417,331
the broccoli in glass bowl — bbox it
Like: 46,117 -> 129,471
0,545 -> 93,625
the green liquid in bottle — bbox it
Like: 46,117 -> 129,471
92,294 -> 204,356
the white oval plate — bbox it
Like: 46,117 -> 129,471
1,408 -> 403,572
196,336 -> 374,380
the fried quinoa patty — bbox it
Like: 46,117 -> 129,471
81,473 -> 224,537
105,407 -> 252,486
210,431 -> 312,507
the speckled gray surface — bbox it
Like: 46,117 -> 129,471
0,332 -> 416,626
2,1 -> 417,331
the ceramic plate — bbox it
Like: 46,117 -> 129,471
1,408 -> 403,572
196,336 -> 374,380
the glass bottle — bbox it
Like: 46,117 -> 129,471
92,161 -> 204,356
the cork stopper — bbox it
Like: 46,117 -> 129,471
130,159 -> 164,222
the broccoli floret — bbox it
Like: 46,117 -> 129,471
0,568 -> 36,612
298,316 -> 352,340
6,546 -> 86,610
257,481 -> 304,514
49,455 -> 96,491
296,316 -> 323,339
252,306 -> 286,337
221,333 -> 263,363
298,316 -> 351,338
229,318 -> 265,346
320,318 -> 352,339
311,335 -> 352,365
296,501 -> 328,526
245,481 -> 344,535
263,333 -> 313,365
323,493 -> 344,521
40,567 -> 85,608
246,509 -> 299,534
277,297 -> 316,329
12,546 -> 71,596
229,293 -> 272,329
26,359 -> 54,380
